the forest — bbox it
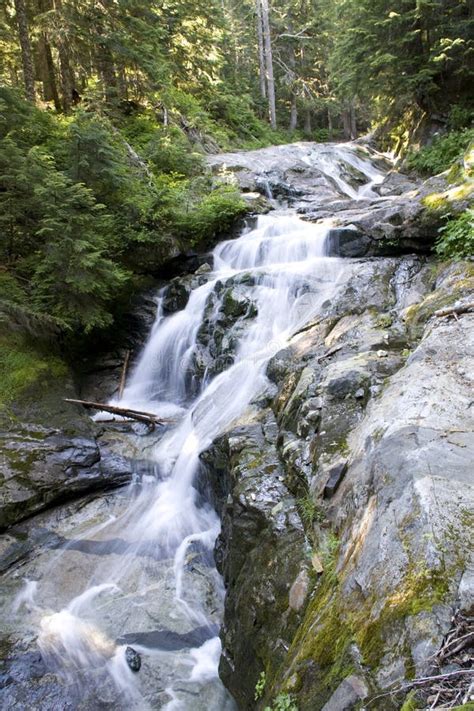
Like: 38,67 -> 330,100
0,0 -> 473,355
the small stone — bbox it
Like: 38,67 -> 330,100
271,501 -> 283,516
125,646 -> 141,672
311,552 -> 324,574
354,388 -> 365,399
289,569 -> 310,611
376,349 -> 388,358
195,262 -> 212,275
323,461 -> 348,499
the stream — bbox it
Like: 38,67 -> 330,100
4,143 -> 387,710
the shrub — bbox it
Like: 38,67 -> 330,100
406,129 -> 474,176
435,209 -> 474,259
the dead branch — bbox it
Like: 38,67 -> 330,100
64,399 -> 175,429
118,350 -> 131,399
435,302 -> 474,318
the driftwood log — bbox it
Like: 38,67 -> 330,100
64,399 -> 175,429
435,302 -> 474,318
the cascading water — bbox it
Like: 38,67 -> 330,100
9,143 -> 386,710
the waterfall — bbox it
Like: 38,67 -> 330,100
11,143 -> 384,710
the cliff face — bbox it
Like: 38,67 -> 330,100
204,144 -> 474,710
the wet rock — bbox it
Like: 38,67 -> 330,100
326,227 -> 372,258
125,646 -> 141,672
202,412 -> 306,709
195,262 -> 212,275
0,427 -> 135,530
222,287 -> 256,319
162,279 -> 191,314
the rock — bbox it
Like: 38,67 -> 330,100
240,192 -> 273,213
202,413 -> 306,709
326,227 -> 372,258
162,278 -> 191,314
125,646 -> 141,672
325,368 -> 371,400
458,564 -> 474,615
374,171 -> 418,197
222,287 -> 254,319
321,675 -> 369,711
195,262 -> 212,275
0,427 -> 135,529
289,569 -> 310,611
323,461 -> 348,498
354,388 -> 365,399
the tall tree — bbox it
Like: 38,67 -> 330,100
256,0 -> 267,100
260,0 -> 276,128
14,0 -> 36,102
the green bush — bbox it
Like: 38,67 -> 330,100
0,332 -> 67,410
264,693 -> 298,711
435,209 -> 474,259
406,129 -> 474,176
173,185 -> 247,244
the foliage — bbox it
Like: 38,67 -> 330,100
264,693 -> 298,711
255,671 -> 267,701
406,129 -> 474,176
0,331 -> 67,410
0,86 -> 247,343
435,210 -> 474,259
173,185 -> 247,244
297,493 -> 325,528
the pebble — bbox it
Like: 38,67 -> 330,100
125,646 -> 141,673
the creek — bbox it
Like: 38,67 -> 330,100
5,142 -> 387,710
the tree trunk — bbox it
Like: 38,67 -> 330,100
54,0 -> 74,112
327,107 -> 333,139
304,107 -> 311,135
342,106 -> 351,139
95,14 -> 118,104
350,98 -> 358,139
14,0 -> 36,102
97,46 -> 118,103
260,0 -> 276,129
37,32 -> 61,110
256,0 -> 267,100
290,93 -> 298,130
289,46 -> 297,130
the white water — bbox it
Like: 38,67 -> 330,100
12,143 -> 384,709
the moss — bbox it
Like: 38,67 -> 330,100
355,563 -> 450,667
403,262 -> 474,332
0,332 -> 68,413
280,548 -> 456,711
0,446 -> 38,476
375,314 -> 393,329
399,690 -> 420,711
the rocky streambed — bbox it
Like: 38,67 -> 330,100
1,141 -> 473,711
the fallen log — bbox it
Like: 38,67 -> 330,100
64,399 -> 175,429
435,302 -> 474,318
118,350 -> 131,399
